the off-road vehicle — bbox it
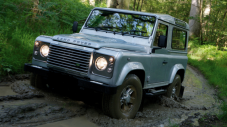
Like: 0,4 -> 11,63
24,7 -> 189,119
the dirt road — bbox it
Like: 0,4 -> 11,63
0,65 -> 221,127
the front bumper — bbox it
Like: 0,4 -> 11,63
24,63 -> 117,94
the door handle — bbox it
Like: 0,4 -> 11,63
163,61 -> 168,65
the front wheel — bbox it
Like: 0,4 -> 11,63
165,74 -> 181,100
30,73 -> 46,89
102,74 -> 142,119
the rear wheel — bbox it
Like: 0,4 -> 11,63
165,74 -> 181,100
102,74 -> 142,119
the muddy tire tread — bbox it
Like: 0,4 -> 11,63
102,94 -> 111,116
102,74 -> 142,119
34,74 -> 46,89
30,73 -> 36,87
165,74 -> 181,98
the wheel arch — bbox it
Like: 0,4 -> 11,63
128,70 -> 145,88
176,69 -> 185,83
169,64 -> 185,83
115,62 -> 145,87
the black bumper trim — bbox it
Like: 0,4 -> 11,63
24,63 -> 117,94
24,63 -> 49,76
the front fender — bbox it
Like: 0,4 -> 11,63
169,64 -> 185,83
115,62 -> 145,86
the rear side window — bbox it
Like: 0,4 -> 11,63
171,28 -> 186,50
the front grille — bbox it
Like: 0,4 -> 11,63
47,45 -> 91,75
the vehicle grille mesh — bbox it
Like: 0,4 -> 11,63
47,45 -> 91,75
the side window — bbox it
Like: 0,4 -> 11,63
154,23 -> 168,46
172,28 -> 186,50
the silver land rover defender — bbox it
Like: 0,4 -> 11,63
24,7 -> 189,119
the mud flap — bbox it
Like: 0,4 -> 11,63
179,86 -> 185,98
138,90 -> 146,112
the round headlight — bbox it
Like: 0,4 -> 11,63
40,45 -> 49,57
95,57 -> 107,71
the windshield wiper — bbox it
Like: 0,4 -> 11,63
130,30 -> 147,33
90,26 -> 121,31
90,26 -> 126,35
90,27 -> 136,36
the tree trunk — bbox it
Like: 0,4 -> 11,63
216,9 -> 227,47
140,0 -> 144,11
107,0 -> 131,9
136,0 -> 141,11
117,0 -> 131,9
133,0 -> 136,11
203,0 -> 211,17
189,0 -> 201,37
89,0 -> 95,6
199,0 -> 203,44
107,0 -> 118,8
204,0 -> 211,41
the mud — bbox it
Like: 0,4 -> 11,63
0,94 -> 44,101
0,65 -> 223,127
0,74 -> 30,83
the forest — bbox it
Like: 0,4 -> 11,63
0,0 -> 227,121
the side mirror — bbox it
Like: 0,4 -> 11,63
158,35 -> 167,48
72,21 -> 78,33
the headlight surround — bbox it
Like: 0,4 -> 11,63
40,45 -> 49,57
33,41 -> 50,62
95,57 -> 108,71
92,53 -> 115,78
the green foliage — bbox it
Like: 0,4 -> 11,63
188,38 -> 227,121
0,63 -> 12,75
95,0 -> 106,7
219,102 -> 227,122
0,0 -> 93,75
129,0 -> 191,22
188,39 -> 227,97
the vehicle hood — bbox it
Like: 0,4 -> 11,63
52,33 -> 147,52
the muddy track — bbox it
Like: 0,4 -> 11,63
0,65 -> 222,127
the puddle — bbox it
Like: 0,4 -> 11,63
0,86 -> 17,96
37,115 -> 98,127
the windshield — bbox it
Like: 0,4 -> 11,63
85,10 -> 156,37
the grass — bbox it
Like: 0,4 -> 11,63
187,39 -> 227,121
0,0 -> 93,76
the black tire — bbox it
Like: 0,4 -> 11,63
30,73 -> 46,89
165,74 -> 181,99
102,74 -> 142,119
30,73 -> 36,87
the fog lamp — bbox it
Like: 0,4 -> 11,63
107,68 -> 112,73
34,51 -> 38,55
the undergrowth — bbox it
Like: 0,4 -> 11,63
0,0 -> 93,75
187,38 -> 227,121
